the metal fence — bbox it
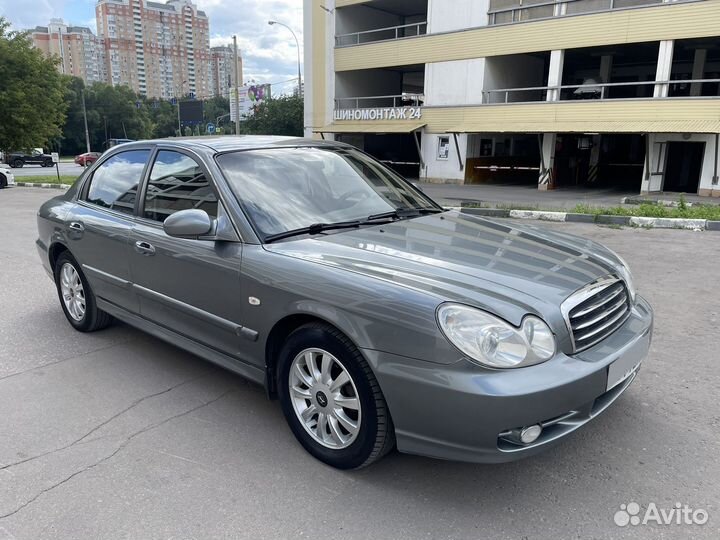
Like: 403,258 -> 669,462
335,22 -> 428,47
335,94 -> 425,109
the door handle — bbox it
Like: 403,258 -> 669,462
134,241 -> 156,256
68,222 -> 84,232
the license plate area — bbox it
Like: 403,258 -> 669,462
607,352 -> 642,391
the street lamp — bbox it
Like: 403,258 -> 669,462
268,20 -> 302,96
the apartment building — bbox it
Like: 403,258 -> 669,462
305,0 -> 720,197
96,0 -> 212,99
210,45 -> 239,99
30,19 -> 106,85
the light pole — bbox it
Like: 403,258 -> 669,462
268,20 -> 302,96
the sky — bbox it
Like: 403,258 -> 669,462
0,0 -> 304,95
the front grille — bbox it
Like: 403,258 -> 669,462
565,278 -> 630,352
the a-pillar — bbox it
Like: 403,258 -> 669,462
654,40 -> 674,98
539,133 -> 558,191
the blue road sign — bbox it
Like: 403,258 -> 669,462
170,97 -> 177,105
207,123 -> 216,134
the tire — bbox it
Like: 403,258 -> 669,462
278,322 -> 395,469
43,160 -> 53,167
0,174 -> 6,189
11,159 -> 23,168
54,252 -> 112,332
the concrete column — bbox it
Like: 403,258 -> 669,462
654,40 -> 674,98
599,55 -> 613,83
546,50 -> 565,102
539,133 -> 557,190
690,49 -> 707,97
587,135 -> 602,184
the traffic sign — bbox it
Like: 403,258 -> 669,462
51,152 -> 59,163
207,123 -> 216,134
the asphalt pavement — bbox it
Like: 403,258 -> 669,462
0,187 -> 718,540
8,162 -> 86,178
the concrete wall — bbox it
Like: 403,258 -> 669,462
336,4 -> 403,36
428,0 -> 489,33
422,133 -> 468,183
642,133 -> 720,195
335,70 -> 403,99
425,59 -> 486,106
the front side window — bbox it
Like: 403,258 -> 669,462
85,150 -> 150,215
143,150 -> 218,222
216,146 -> 439,239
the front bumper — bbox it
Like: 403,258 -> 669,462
364,295 -> 653,463
2,171 -> 14,185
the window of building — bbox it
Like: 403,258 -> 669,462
85,150 -> 150,215
143,150 -> 217,222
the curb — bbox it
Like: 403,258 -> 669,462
456,207 -> 715,231
15,182 -> 70,189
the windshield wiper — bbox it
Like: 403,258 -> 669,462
264,217 -> 397,244
367,207 -> 444,221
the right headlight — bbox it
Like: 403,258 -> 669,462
437,304 -> 556,369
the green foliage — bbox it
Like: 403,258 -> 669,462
571,202 -> 720,220
678,193 -> 688,211
0,18 -> 68,152
239,95 -> 303,137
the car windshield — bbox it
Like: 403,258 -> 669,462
216,146 -> 440,239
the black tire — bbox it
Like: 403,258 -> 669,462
11,159 -> 23,168
0,174 -> 6,189
43,159 -> 53,167
54,251 -> 112,332
278,322 -> 395,469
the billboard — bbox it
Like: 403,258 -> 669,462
230,84 -> 272,122
179,100 -> 204,125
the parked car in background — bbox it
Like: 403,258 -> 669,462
0,166 -> 15,188
35,136 -> 653,470
75,152 -> 102,167
6,149 -> 54,168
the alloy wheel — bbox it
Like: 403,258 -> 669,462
289,348 -> 362,449
59,263 -> 86,321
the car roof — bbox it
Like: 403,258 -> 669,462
114,135 -> 349,153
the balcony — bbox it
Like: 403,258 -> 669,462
487,0 -> 703,26
335,93 -> 424,110
335,0 -> 427,47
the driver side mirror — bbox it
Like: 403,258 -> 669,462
163,209 -> 214,239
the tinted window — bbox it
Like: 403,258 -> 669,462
143,151 -> 218,222
85,150 -> 150,215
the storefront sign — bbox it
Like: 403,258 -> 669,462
333,107 -> 422,121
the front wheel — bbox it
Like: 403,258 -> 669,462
0,174 -> 7,189
43,160 -> 53,167
54,252 -> 112,332
278,322 -> 395,469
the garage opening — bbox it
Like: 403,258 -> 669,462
335,133 -> 422,179
663,141 -> 704,193
554,134 -> 645,191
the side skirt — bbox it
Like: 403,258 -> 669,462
96,298 -> 266,387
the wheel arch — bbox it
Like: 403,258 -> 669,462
48,241 -> 70,271
264,313 -> 365,400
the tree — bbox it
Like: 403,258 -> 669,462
204,95 -> 230,126
0,18 -> 68,152
240,95 -> 303,137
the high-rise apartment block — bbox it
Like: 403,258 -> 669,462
30,19 -> 106,84
210,45 -> 239,99
96,0 -> 211,99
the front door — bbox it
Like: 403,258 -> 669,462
129,149 -> 245,357
69,149 -> 151,313
664,142 -> 704,193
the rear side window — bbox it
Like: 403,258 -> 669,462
85,150 -> 150,215
142,150 -> 218,223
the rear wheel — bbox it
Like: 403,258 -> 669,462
278,322 -> 395,469
11,159 -> 23,168
54,252 -> 112,332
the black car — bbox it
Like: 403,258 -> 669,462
6,149 -> 54,168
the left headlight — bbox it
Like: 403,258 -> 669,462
437,304 -> 556,369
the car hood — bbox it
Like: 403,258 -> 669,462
264,210 -> 624,326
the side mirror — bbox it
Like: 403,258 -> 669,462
163,209 -> 214,239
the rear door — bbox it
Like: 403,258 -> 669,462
129,148 -> 245,357
68,148 -> 151,313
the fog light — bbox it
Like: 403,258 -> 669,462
520,424 -> 543,444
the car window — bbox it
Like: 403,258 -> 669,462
143,150 -> 218,223
85,150 -> 150,215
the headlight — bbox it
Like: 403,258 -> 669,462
437,304 -> 556,369
605,249 -> 636,303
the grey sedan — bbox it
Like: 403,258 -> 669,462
36,136 -> 653,469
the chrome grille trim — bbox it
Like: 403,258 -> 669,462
561,276 -> 631,353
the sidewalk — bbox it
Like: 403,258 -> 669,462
417,183 -> 636,210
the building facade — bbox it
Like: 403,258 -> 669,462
305,0 -> 720,197
30,19 -> 106,85
95,0 -> 212,99
210,45 -> 239,99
